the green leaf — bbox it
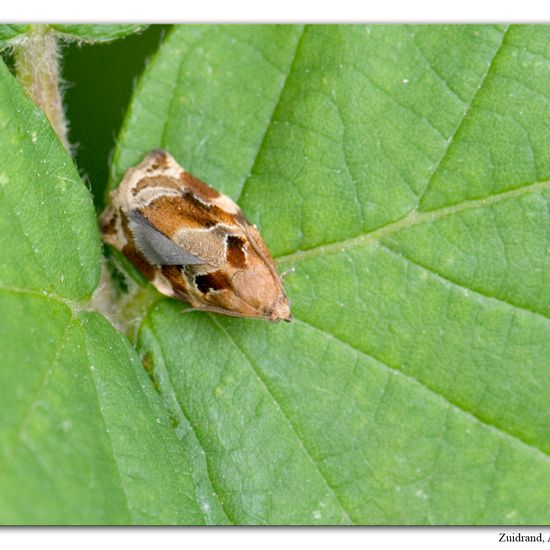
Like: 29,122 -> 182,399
0,25 -> 146,50
50,24 -> 149,43
2,24 -> 550,525
0,59 -> 206,524
0,25 -> 29,48
113,25 -> 550,524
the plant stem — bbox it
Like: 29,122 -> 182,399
13,24 -> 70,150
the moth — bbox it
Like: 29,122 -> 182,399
100,150 -> 292,322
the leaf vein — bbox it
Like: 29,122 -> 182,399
379,242 -> 550,322
276,178 -> 550,266
0,315 -> 72,474
291,317 -> 550,462
208,314 -> 355,525
0,285 -> 75,307
473,439 -> 502,524
414,25 -> 511,210
237,25 -> 306,202
144,321 -> 232,525
79,322 -> 133,522
159,28 -> 210,149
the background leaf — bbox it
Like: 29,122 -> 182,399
51,24 -> 148,43
0,24 -> 146,51
112,24 -> 550,524
1,23 -> 549,525
0,25 -> 29,49
0,58 -> 207,525
63,25 -> 169,210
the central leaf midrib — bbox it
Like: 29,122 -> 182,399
276,178 -> 550,271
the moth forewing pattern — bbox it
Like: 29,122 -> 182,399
100,150 -> 292,322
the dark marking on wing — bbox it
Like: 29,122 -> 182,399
195,270 -> 231,294
180,171 -> 221,200
226,235 -> 247,268
161,265 -> 189,296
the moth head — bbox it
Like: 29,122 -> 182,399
267,294 -> 292,323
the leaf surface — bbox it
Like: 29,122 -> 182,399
1,24 -> 549,525
112,25 -> 550,524
0,24 -> 146,49
0,58 -> 206,525
0,25 -> 29,48
51,25 -> 148,43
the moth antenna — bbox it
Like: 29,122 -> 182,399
242,224 -> 286,292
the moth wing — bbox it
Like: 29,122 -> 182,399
128,211 -> 205,266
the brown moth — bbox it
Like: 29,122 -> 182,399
100,150 -> 292,322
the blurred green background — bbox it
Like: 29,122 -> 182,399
62,24 -> 170,211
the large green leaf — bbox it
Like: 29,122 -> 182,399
0,59 -> 206,524
1,24 -> 549,525
112,25 -> 550,524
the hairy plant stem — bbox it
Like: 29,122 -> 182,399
13,25 -> 70,150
